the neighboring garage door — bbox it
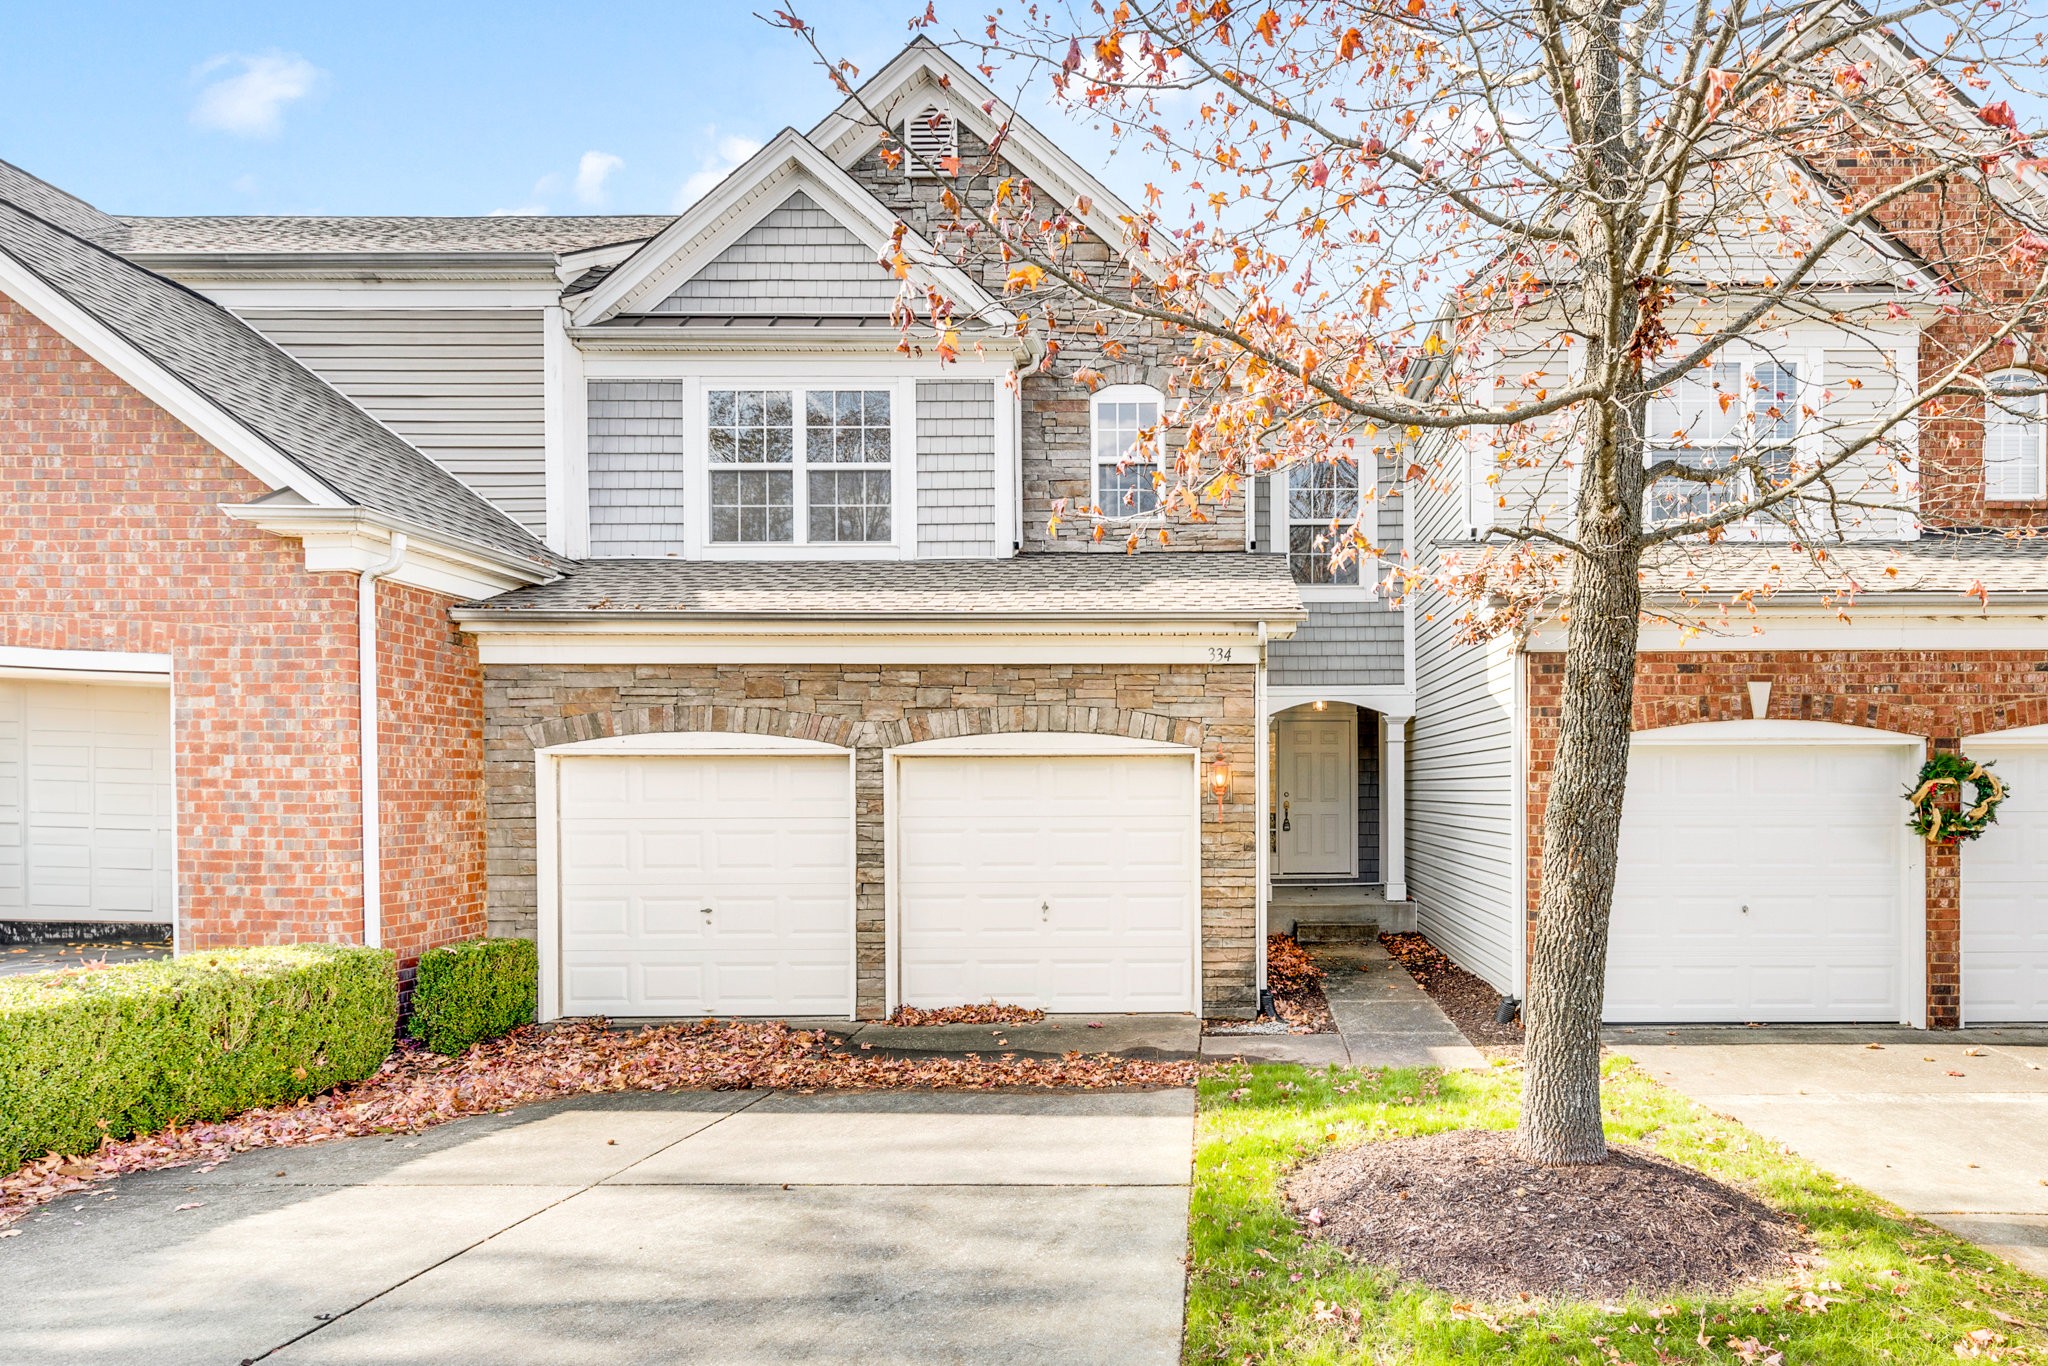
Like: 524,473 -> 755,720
1962,733 -> 2048,1022
0,679 -> 173,924
1606,729 -> 1914,1023
894,749 -> 1199,1013
554,751 -> 853,1018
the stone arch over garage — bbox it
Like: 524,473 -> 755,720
523,703 -> 858,752
864,703 -> 1203,752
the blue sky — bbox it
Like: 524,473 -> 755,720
0,1 -> 1107,218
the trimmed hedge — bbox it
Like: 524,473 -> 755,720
0,944 -> 396,1172
408,938 -> 537,1055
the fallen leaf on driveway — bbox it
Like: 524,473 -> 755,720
0,1229 -> 19,1238
174,1203 -> 203,1211
1949,1071 -> 1968,1077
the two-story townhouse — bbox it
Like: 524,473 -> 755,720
1405,65 -> 2048,1031
2,38 -> 1410,1018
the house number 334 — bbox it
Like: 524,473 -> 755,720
1207,646 -> 1235,662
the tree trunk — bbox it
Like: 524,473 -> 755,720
1518,530 -> 1642,1164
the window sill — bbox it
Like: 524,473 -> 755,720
1982,498 -> 2048,511
1297,583 -> 1378,605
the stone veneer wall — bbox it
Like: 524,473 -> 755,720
483,662 -> 1259,1017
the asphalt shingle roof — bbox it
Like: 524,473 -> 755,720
0,195 -> 553,571
458,554 -> 1307,618
0,160 -> 123,247
1639,534 -> 2048,600
117,215 -> 676,255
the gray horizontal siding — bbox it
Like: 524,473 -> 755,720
239,309 -> 547,535
1269,599 -> 1404,688
653,191 -> 899,316
915,379 -> 998,557
586,381 -> 688,557
1407,430 -> 1518,992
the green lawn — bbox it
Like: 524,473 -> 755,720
1188,1060 -> 2048,1364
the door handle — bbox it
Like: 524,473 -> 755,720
1281,795 -> 1291,832
1041,900 -> 1050,923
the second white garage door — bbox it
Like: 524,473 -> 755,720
1606,731 -> 1914,1023
555,752 -> 853,1018
895,751 -> 1199,1013
1961,736 -> 2048,1022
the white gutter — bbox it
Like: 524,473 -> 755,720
358,534 -> 407,948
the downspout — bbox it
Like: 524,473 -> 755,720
1254,620 -> 1270,1002
358,534 -> 407,948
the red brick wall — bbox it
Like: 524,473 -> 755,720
0,293 -> 484,962
1524,649 -> 2048,1027
374,581 -> 487,967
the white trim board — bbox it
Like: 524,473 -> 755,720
466,629 -> 1283,667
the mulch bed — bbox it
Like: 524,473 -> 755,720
1380,932 -> 1524,1054
0,1018 -> 1196,1231
885,1003 -> 1046,1026
1285,1130 -> 1800,1302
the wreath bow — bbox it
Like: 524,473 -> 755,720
1905,753 -> 2009,844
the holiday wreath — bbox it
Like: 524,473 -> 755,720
1905,752 -> 2009,844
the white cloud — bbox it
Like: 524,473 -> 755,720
574,151 -> 624,206
190,51 -> 324,138
674,132 -> 763,211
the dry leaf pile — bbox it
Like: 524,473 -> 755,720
885,1002 -> 1047,1026
1,1018 -> 1195,1228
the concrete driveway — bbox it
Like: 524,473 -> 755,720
0,1088 -> 1195,1365
1618,1026 -> 2048,1279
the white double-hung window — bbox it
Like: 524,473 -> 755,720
1286,456 -> 1363,586
704,384 -> 901,549
1985,368 -> 2047,502
1092,384 -> 1164,515
1644,357 -> 1800,528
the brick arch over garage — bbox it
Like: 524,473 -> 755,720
1952,695 -> 2048,744
1632,689 -> 1935,743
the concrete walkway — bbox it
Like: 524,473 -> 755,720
1620,1027 -> 2048,1280
0,1089 -> 1195,1365
1202,943 -> 1486,1069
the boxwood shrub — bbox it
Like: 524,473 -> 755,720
0,943 -> 396,1172
407,937 -> 537,1055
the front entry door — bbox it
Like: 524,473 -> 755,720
1274,714 -> 1357,878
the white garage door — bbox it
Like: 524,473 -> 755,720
555,752 -> 853,1018
895,752 -> 1199,1013
1962,739 -> 2048,1022
0,679 -> 173,923
1606,737 -> 1911,1023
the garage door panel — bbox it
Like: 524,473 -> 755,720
896,752 -> 1198,1013
1608,739 -> 1907,1023
1963,744 -> 2048,1021
555,753 -> 853,1018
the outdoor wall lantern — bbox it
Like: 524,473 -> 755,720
1209,758 -> 1232,815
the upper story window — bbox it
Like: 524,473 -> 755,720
1985,368 -> 2046,502
1287,457 -> 1362,586
902,104 -> 958,178
1092,385 -> 1164,516
1645,357 -> 1799,527
707,387 -> 895,545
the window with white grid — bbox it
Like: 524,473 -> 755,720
1092,386 -> 1164,516
1645,358 -> 1799,528
1985,369 -> 2047,502
1287,457 -> 1362,585
705,386 -> 895,546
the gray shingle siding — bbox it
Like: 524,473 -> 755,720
915,379 -> 998,557
1269,600 -> 1405,688
586,381 -> 690,557
651,191 -> 899,317
240,309 -> 549,536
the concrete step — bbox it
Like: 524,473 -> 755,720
1293,921 -> 1380,945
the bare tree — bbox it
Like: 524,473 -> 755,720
773,0 -> 2048,1162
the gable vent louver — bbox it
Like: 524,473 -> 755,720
902,103 -> 958,178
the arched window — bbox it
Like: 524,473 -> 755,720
1985,369 -> 2047,502
1091,384 -> 1164,516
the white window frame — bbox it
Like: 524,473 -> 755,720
1643,346 -> 1817,536
699,383 -> 904,554
1090,383 -> 1167,520
1984,367 -> 2047,503
1266,453 -> 1378,601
